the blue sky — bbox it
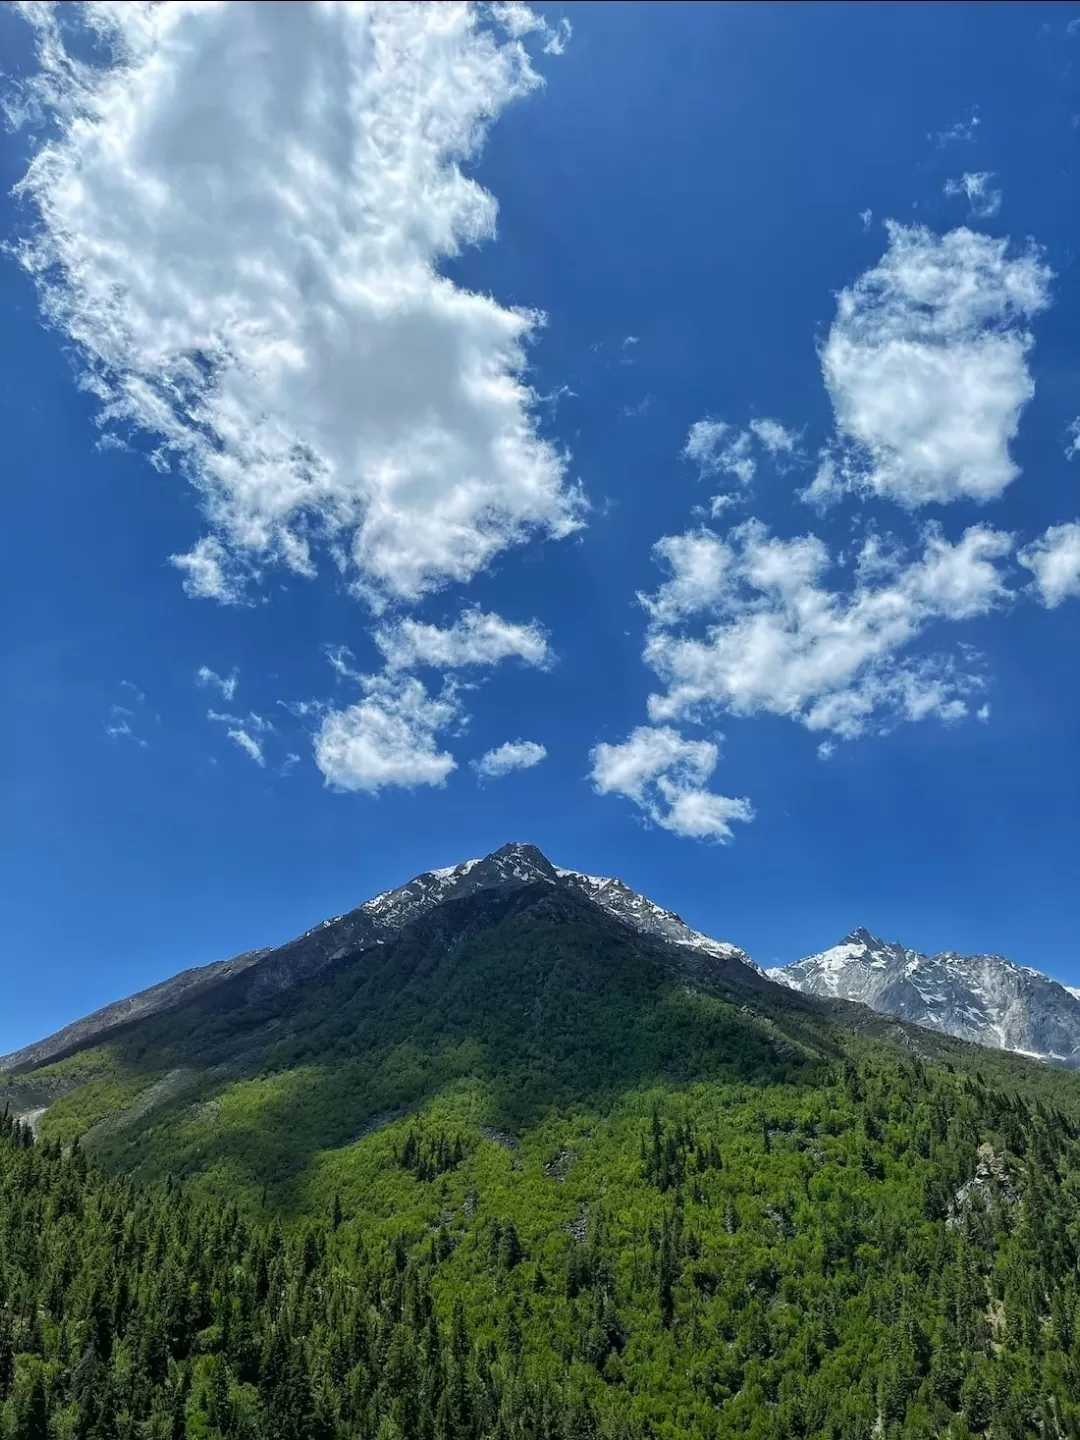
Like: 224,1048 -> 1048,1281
2,1 -> 1079,1051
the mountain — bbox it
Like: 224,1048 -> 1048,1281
8,846 -> 1080,1436
0,841 -> 759,1077
768,925 -> 1080,1066
7,862 -> 1080,1438
0,842 -> 802,1191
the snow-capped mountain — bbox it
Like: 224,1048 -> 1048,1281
347,841 -> 761,972
768,927 -> 1080,1066
1,842 -> 758,1073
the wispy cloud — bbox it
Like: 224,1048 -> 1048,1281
105,704 -> 148,749
683,416 -> 802,511
207,708 -> 275,766
944,171 -> 1002,220
934,108 -> 980,146
171,537 -> 251,607
196,666 -> 238,702
683,421 -> 755,486
106,682 -> 151,746
375,610 -> 551,671
748,418 -> 799,456
227,729 -> 265,767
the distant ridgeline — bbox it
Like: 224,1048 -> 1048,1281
3,844 -> 1080,1436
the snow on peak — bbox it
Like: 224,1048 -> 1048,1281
771,927 -> 1080,1069
352,844 -> 759,977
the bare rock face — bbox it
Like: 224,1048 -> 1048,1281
948,1144 -> 1018,1229
1,842 -> 758,1074
768,928 -> 1080,1068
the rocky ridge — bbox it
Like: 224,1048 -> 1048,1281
0,842 -> 757,1073
769,926 -> 1080,1067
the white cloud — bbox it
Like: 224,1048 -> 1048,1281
623,395 -> 652,419
489,4 -> 570,55
281,752 -> 301,777
683,416 -> 799,503
806,224 -> 1052,509
170,537 -> 249,605
14,2 -> 582,609
106,684 -> 152,746
589,725 -> 753,842
543,17 -> 572,56
859,208 -> 873,233
324,645 -> 363,683
227,728 -> 265,767
472,738 -> 547,779
314,674 -> 459,793
375,609 -> 550,670
640,530 -> 735,628
1018,522 -> 1080,607
105,704 -> 148,748
944,172 -> 1002,220
683,421 -> 755,486
935,109 -> 980,146
904,523 -> 1013,619
208,709 -> 274,735
196,665 -> 238,701
207,707 -> 274,765
1066,418 -> 1080,460
641,519 -> 1012,741
749,418 -> 798,455
976,703 -> 991,722
279,698 -> 322,719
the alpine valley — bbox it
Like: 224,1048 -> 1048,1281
5,842 -> 1080,1440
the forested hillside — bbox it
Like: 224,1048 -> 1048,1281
6,1040 -> 1080,1439
5,884 -> 1078,1212
7,877 -> 1080,1436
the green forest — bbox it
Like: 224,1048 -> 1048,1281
7,896 -> 1080,1438
7,1045 -> 1080,1437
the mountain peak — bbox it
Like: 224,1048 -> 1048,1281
2,842 -> 760,1075
842,926 -> 882,948
770,929 -> 1080,1067
490,840 -> 551,863
482,841 -> 559,880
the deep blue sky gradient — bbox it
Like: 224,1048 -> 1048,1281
1,1 -> 1078,1049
